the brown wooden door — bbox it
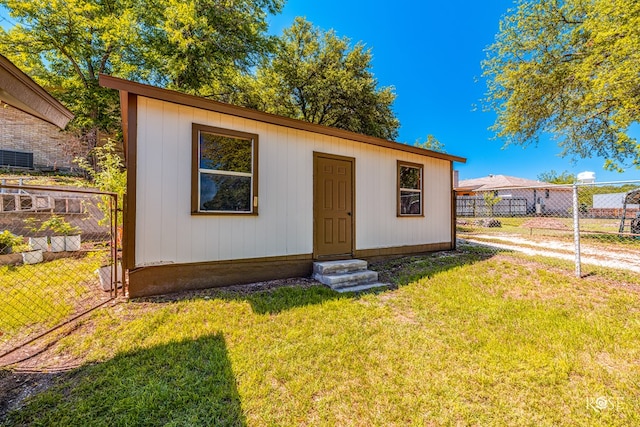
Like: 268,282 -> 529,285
314,153 -> 354,258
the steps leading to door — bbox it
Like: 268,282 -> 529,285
312,259 -> 389,293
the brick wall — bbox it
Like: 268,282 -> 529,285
0,104 -> 87,171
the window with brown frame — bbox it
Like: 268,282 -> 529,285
192,124 -> 258,215
397,161 -> 424,216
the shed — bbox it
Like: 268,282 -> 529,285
100,75 -> 466,297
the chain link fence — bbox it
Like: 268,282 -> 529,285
0,179 -> 121,363
456,180 -> 640,276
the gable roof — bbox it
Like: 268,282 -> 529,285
457,174 -> 569,191
98,74 -> 466,164
0,54 -> 74,129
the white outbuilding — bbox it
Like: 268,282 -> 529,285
101,75 -> 466,297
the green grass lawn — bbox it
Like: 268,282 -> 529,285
4,248 -> 640,426
459,216 -> 626,234
0,251 -> 107,346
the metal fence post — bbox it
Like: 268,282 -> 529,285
572,183 -> 581,278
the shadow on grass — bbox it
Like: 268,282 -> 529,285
134,246 -> 497,316
372,244 -> 499,286
241,246 -> 498,314
4,333 -> 246,427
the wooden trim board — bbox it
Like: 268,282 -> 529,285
122,93 -> 137,271
191,123 -> 259,215
127,242 -> 454,298
396,160 -> 425,217
355,242 -> 453,260
128,254 -> 314,298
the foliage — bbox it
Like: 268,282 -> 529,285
197,131 -> 253,212
0,229 -> 22,252
482,191 -> 502,215
140,0 -> 283,95
0,0 -> 134,150
483,0 -> 640,171
6,251 -> 640,425
242,17 -> 400,140
0,0 -> 284,153
39,215 -> 80,236
200,133 -> 252,173
75,140 -> 126,225
399,166 -> 421,189
537,169 -> 576,184
414,135 -> 446,153
23,217 -> 45,236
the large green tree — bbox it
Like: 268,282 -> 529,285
537,169 -> 576,184
241,17 -> 399,140
483,0 -> 640,171
414,135 -> 446,153
0,0 -> 283,154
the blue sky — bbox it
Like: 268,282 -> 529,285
268,0 -> 640,183
1,2 -> 638,183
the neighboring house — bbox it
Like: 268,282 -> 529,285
0,54 -> 85,171
100,75 -> 466,297
456,174 -> 572,216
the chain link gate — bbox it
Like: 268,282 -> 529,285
0,181 -> 121,363
455,180 -> 640,275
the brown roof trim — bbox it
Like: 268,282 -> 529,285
0,54 -> 74,128
99,74 -> 466,164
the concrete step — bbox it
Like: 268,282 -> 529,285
334,282 -> 390,293
313,269 -> 379,289
313,259 -> 390,293
313,259 -> 368,276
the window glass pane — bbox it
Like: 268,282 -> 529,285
200,133 -> 252,173
400,166 -> 421,190
400,191 -> 421,215
200,174 -> 252,211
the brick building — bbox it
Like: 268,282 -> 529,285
0,54 -> 85,172
0,103 -> 86,171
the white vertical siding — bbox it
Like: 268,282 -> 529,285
135,97 -> 454,267
355,150 -> 451,249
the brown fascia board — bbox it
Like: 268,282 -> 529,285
99,74 -> 466,164
0,55 -> 74,129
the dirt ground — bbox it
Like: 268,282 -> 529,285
0,371 -> 64,419
460,234 -> 640,273
521,217 -> 569,229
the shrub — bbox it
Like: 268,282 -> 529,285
0,229 -> 23,254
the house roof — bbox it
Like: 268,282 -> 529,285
0,54 -> 74,129
456,174 -> 570,191
98,74 -> 466,164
